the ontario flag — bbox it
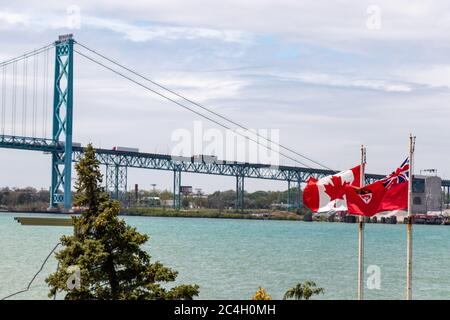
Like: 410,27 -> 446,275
303,165 -> 361,213
345,158 -> 409,217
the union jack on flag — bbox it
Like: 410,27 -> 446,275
381,158 -> 410,189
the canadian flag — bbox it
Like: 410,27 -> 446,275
303,165 -> 361,213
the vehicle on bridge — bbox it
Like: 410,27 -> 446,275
112,146 -> 139,153
56,141 -> 82,148
191,154 -> 218,163
46,142 -> 82,154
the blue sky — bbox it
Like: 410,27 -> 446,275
1,0 -> 450,193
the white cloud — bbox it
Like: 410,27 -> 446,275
83,16 -> 250,43
260,72 -> 412,93
0,11 -> 28,28
59,0 -> 450,51
395,65 -> 450,89
155,73 -> 248,101
0,8 -> 251,44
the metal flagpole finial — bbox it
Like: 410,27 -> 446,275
409,133 -> 416,153
361,145 -> 367,164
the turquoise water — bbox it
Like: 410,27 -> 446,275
0,213 -> 449,300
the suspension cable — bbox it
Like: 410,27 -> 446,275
0,41 -> 331,169
41,48 -> 47,137
1,65 -> 5,135
43,48 -> 50,138
32,53 -> 38,137
0,43 -> 53,69
0,45 -> 53,137
75,41 -> 332,170
12,61 -> 17,135
74,49 -> 314,168
22,57 -> 28,136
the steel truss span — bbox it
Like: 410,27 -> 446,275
0,134 -> 415,184
3,134 -> 450,210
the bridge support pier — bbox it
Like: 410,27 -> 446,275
235,175 -> 244,212
173,168 -> 181,210
287,180 -> 291,211
444,187 -> 450,209
444,186 -> 449,209
106,164 -> 128,201
297,180 -> 302,209
447,186 -> 450,208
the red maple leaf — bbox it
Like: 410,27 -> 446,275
324,175 -> 350,203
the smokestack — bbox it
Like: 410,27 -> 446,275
135,184 -> 138,205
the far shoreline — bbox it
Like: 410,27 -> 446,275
2,208 -> 449,225
1,208 -> 306,222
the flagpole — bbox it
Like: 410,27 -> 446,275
358,145 -> 366,300
406,134 -> 415,300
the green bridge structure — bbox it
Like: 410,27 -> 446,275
1,35 -> 449,211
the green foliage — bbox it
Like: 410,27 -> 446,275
46,144 -> 199,300
283,281 -> 324,300
124,207 -> 302,221
252,287 -> 272,300
205,188 -> 302,210
126,188 -> 304,210
0,187 -> 49,210
0,186 -> 305,212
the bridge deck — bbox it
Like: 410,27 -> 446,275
1,134 -> 448,186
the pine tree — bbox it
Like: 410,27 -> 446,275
46,144 -> 199,300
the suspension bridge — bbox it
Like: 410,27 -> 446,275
0,34 -> 449,211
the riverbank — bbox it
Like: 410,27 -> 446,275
1,207 -> 309,221
121,207 -> 308,221
3,207 -> 449,225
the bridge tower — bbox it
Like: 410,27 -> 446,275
49,34 -> 74,209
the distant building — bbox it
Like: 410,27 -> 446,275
162,199 -> 174,207
141,196 -> 161,207
412,175 -> 442,213
270,202 -> 288,210
181,186 -> 193,195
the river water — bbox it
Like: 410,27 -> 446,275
0,212 -> 449,300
